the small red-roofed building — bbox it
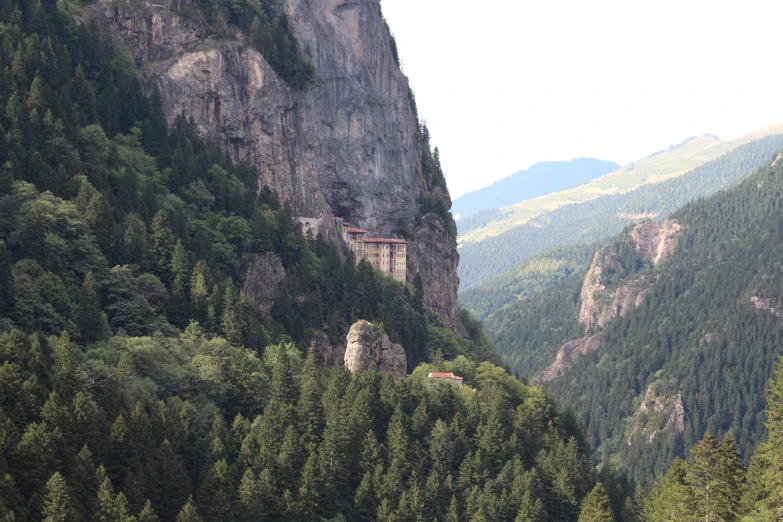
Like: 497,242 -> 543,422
427,372 -> 464,387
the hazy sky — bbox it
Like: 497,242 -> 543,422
381,0 -> 783,199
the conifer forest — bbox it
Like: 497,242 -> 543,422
2,0 -> 783,521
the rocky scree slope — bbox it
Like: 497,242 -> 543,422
92,0 -> 462,330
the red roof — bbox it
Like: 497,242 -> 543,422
362,238 -> 407,244
346,227 -> 366,234
429,372 -> 463,380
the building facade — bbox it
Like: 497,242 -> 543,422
427,372 -> 464,387
337,218 -> 407,283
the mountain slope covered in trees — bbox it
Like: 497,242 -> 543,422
0,1 -> 628,521
459,126 -> 783,246
486,152 -> 783,489
458,133 -> 783,292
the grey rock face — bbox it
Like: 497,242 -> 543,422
94,0 -> 463,330
242,253 -> 286,321
344,320 -> 406,377
541,334 -> 603,382
308,330 -> 346,366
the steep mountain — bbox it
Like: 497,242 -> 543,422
458,132 -> 783,291
452,158 -> 619,222
486,151 -> 783,488
88,0 -> 463,330
0,1 -> 628,521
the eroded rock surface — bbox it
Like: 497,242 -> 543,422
344,320 -> 406,377
630,219 -> 681,266
309,330 -> 346,366
541,334 -> 603,382
579,220 -> 680,332
627,382 -> 686,446
578,258 -> 651,333
95,0 -> 463,331
242,253 -> 285,320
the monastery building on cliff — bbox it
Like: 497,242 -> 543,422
337,218 -> 407,283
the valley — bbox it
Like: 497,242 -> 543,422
1,0 -> 783,521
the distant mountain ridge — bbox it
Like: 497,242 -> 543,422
459,123 -> 783,245
457,127 -> 783,292
452,158 -> 619,221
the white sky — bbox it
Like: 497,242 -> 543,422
381,0 -> 783,199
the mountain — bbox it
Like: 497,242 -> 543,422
452,158 -> 619,222
0,1 -> 630,521
458,132 -> 783,292
94,0 -> 463,331
485,151 -> 783,488
460,125 -> 783,246
459,244 -> 596,320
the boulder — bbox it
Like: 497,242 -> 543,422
344,320 -> 407,378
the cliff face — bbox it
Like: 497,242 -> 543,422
541,334 -> 603,382
579,220 -> 680,332
627,382 -> 686,446
544,220 -> 682,380
344,320 -> 407,377
94,0 -> 462,330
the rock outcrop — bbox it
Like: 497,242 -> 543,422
344,320 -> 407,377
630,219 -> 681,266
242,253 -> 286,321
541,334 -> 603,382
751,296 -> 779,315
579,220 -> 680,332
94,0 -> 462,331
543,220 -> 683,377
579,268 -> 650,333
627,382 -> 686,446
308,330 -> 346,366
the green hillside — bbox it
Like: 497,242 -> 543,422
460,244 -> 595,320
460,124 -> 783,245
0,1 -> 627,521
486,153 -> 783,489
452,158 -> 619,221
458,133 -> 783,292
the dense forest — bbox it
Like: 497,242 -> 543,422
460,244 -> 595,320
0,1 -> 624,520
458,134 -> 783,291
488,155 -> 783,490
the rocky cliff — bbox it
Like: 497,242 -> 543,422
579,220 -> 680,332
543,220 -> 682,380
627,381 -> 686,446
344,320 -> 407,377
541,334 -> 603,382
92,0 -> 462,330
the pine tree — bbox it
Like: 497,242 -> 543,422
759,356 -> 783,519
197,460 -> 234,521
578,483 -> 615,522
42,472 -> 72,522
75,270 -> 110,344
138,500 -> 159,522
298,348 -> 324,447
150,211 -> 175,278
176,497 -> 201,522
0,241 -> 14,316
687,433 -> 745,522
296,452 -> 322,519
